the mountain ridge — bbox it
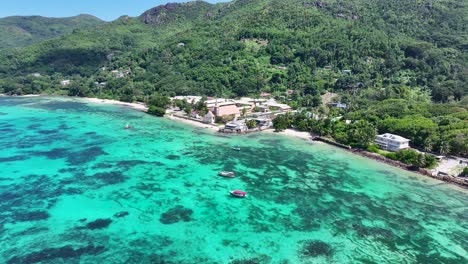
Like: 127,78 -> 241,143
0,14 -> 105,50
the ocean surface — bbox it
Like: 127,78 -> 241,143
0,96 -> 466,264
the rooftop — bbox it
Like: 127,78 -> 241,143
377,133 -> 410,142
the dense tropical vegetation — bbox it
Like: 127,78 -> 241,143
0,0 -> 466,156
0,15 -> 104,50
461,167 -> 468,177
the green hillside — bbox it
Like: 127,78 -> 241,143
0,14 -> 104,49
0,0 -> 466,156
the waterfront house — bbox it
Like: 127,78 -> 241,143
375,133 -> 410,152
255,117 -> 272,129
189,110 -> 201,119
223,120 -> 247,133
212,102 -> 240,119
60,80 -> 70,86
203,111 -> 215,124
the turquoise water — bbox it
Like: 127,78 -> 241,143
0,96 -> 466,264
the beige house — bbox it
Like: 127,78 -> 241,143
212,102 -> 240,119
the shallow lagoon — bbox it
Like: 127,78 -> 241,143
0,96 -> 466,263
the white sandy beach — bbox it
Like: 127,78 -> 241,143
82,97 -> 149,111
264,128 -> 318,142
0,94 -> 42,97
166,114 -> 221,131
167,112 -> 319,142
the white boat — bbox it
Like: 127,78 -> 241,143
230,190 -> 247,198
219,171 -> 235,178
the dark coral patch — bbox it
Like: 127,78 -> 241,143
117,160 -> 147,167
13,211 -> 49,222
299,240 -> 334,258
165,155 -> 180,160
353,224 -> 395,239
38,129 -> 58,135
0,128 -> 15,133
58,124 -> 71,130
7,244 -> 106,264
0,156 -> 28,163
27,124 -> 42,129
114,211 -> 129,218
67,147 -> 108,165
36,101 -> 89,111
114,160 -> 164,170
58,167 -> 79,174
93,171 -> 126,185
13,227 -> 48,237
92,163 -> 114,169
85,218 -> 112,230
230,255 -> 272,264
160,205 -> 193,224
33,148 -> 68,159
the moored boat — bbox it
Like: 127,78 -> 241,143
219,171 -> 235,178
232,146 -> 241,151
230,190 -> 247,198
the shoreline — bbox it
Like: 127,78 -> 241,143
3,94 -> 466,188
263,128 -> 319,142
79,97 -> 149,112
166,114 -> 220,132
1,94 -> 149,112
350,149 -> 468,189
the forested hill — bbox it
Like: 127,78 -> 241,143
0,14 -> 104,50
0,0 -> 466,101
0,0 -> 466,156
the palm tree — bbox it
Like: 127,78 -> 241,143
439,141 -> 450,155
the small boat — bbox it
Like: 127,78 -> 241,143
219,171 -> 235,178
230,190 -> 247,198
232,146 -> 241,151
125,123 -> 131,129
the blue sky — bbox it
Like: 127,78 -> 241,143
0,0 -> 228,21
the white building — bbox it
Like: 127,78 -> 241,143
203,111 -> 215,124
375,133 -> 410,152
205,98 -> 231,108
172,96 -> 202,104
263,101 -> 292,112
60,80 -> 71,86
223,120 -> 247,133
